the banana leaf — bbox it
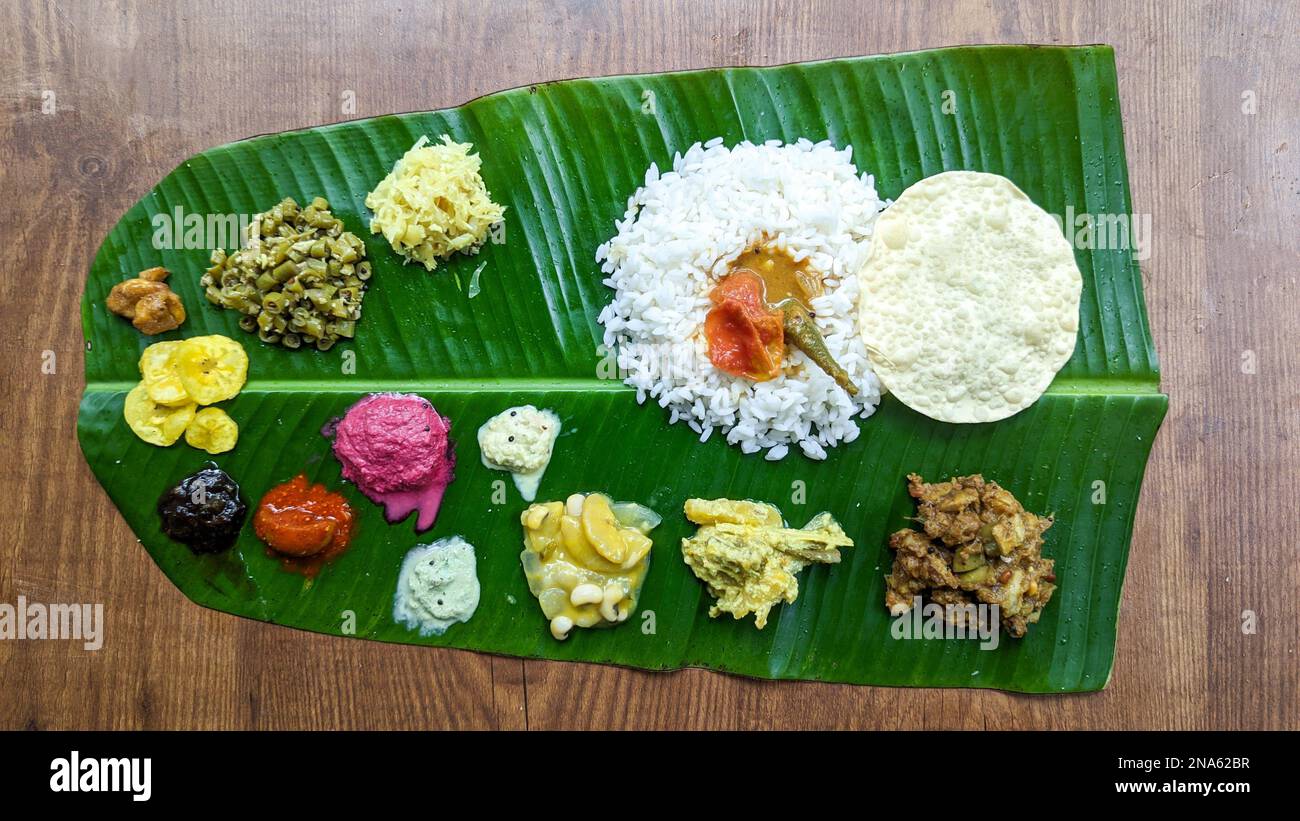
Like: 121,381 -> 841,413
79,45 -> 1166,692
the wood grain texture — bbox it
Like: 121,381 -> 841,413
1,0 -> 1295,730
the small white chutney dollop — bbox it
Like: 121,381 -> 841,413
477,405 -> 561,501
393,536 -> 481,636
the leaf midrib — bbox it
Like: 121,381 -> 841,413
82,375 -> 1165,396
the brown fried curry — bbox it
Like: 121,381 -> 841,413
885,474 -> 1056,637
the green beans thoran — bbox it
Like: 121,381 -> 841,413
200,197 -> 371,352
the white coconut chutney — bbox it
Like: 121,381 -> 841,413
393,536 -> 481,636
477,405 -> 561,501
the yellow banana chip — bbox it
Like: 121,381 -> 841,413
124,382 -> 196,446
184,407 -> 239,454
139,341 -> 191,407
175,335 -> 248,405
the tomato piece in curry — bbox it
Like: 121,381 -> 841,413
704,245 -> 825,382
704,270 -> 785,381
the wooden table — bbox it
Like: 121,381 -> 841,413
2,0 -> 1295,730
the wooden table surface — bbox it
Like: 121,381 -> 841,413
2,0 -> 1296,730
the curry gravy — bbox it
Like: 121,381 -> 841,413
730,245 -> 823,309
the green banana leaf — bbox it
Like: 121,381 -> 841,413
79,45 -> 1166,692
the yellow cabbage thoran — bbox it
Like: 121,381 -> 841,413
365,135 -> 505,272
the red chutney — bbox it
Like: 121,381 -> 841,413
704,271 -> 785,381
253,474 -> 355,577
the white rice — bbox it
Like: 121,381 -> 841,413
596,138 -> 888,460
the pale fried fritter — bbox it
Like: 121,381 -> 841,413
107,267 -> 186,334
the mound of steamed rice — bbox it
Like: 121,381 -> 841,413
596,138 -> 888,460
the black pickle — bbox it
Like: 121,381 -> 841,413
157,465 -> 248,554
